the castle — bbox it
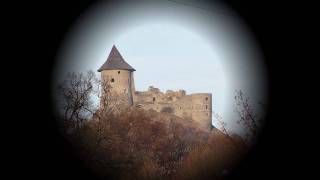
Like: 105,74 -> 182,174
98,45 -> 213,130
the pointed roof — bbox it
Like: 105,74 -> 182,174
98,45 -> 136,72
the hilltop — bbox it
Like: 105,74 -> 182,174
67,107 -> 247,180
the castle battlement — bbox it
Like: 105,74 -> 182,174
135,86 -> 186,98
98,46 -> 213,130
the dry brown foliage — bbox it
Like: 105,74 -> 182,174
66,109 -> 247,180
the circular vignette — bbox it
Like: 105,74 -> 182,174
51,0 -> 269,179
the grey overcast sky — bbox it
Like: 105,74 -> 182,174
54,0 -> 268,136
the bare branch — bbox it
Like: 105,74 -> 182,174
234,90 -> 260,143
56,70 -> 98,130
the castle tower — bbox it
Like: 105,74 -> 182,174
190,93 -> 212,130
98,45 -> 136,106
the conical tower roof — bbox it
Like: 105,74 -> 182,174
98,45 -> 136,72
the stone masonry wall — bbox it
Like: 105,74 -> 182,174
101,70 -> 135,106
133,86 -> 212,130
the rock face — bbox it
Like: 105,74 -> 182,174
98,45 -> 213,130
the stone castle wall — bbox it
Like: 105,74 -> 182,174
133,86 -> 212,130
100,71 -> 212,130
101,70 -> 135,106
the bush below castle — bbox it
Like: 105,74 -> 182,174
67,108 -> 247,180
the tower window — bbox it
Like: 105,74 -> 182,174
205,97 -> 208,101
118,71 -> 120,74
153,97 -> 156,102
206,105 -> 208,109
111,78 -> 114,82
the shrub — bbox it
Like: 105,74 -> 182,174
66,108 -> 246,180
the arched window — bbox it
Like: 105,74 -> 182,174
206,105 -> 208,109
118,71 -> 120,74
153,97 -> 156,102
205,97 -> 208,101
111,78 -> 114,82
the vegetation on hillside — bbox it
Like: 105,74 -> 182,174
66,108 -> 246,180
54,71 -> 262,180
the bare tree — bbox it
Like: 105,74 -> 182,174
56,70 -> 133,148
234,90 -> 259,143
56,71 -> 97,130
90,75 -> 129,147
212,111 -> 228,136
213,111 -> 239,149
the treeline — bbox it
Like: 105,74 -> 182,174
65,108 -> 246,180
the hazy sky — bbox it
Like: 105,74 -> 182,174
54,0 -> 268,136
